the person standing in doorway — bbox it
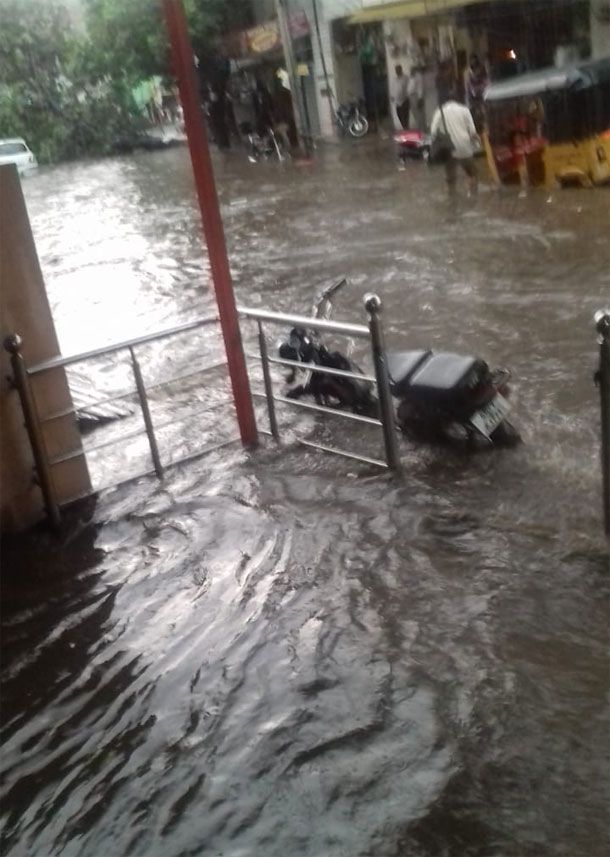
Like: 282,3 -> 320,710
464,54 -> 488,132
229,71 -> 256,138
393,64 -> 410,129
273,69 -> 298,150
253,77 -> 274,137
408,65 -> 425,131
430,92 -> 480,193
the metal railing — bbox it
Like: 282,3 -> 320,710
5,295 -> 402,529
595,310 -> 610,538
238,293 -> 402,473
7,297 -> 609,537
4,314 -> 236,527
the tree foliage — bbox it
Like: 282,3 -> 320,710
0,0 -> 143,163
84,0 -> 252,78
0,0 -> 252,163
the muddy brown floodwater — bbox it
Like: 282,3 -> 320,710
2,142 -> 610,857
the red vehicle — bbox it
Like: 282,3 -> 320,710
393,129 -> 431,163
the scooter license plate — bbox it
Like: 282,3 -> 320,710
470,394 -> 510,438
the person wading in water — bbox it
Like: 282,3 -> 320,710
393,64 -> 410,129
431,90 -> 480,194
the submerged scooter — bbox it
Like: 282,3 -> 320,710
240,122 -> 287,163
278,281 -> 521,448
393,129 -> 431,164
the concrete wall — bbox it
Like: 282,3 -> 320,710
334,49 -> 364,104
278,1 -> 369,139
306,0 -> 363,138
306,0 -> 338,137
253,0 -> 277,25
0,165 -> 91,532
591,0 -> 610,58
320,0 -> 361,19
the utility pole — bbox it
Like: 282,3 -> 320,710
275,0 -> 312,158
311,0 -> 335,123
163,0 -> 258,448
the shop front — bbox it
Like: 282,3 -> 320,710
332,18 -> 389,130
336,1 -> 593,133
345,1 -> 484,130
222,10 -> 321,141
461,0 -> 592,81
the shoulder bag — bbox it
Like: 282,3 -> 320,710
429,103 -> 454,165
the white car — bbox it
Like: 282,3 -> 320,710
0,138 -> 38,174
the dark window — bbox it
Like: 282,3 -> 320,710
0,142 -> 27,155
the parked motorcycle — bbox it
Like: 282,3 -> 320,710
278,283 -> 521,448
334,100 -> 369,139
239,121 -> 287,162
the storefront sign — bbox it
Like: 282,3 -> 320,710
355,0 -> 484,22
246,22 -> 281,55
224,10 -> 310,60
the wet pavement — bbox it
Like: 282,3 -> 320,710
2,141 -> 610,856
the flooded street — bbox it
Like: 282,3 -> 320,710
2,142 -> 610,856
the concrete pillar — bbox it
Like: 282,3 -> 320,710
0,164 -> 91,532
591,1 -> 610,58
384,18 -> 416,131
307,0 -> 338,138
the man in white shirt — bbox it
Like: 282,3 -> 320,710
392,65 -> 411,129
430,95 -> 480,192
408,66 -> 425,131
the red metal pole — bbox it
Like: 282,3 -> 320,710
162,0 -> 258,447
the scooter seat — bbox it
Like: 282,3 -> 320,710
387,350 -> 431,394
409,352 -> 479,392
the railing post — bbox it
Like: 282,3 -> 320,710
4,334 -> 61,528
364,295 -> 402,474
257,321 -> 280,441
595,310 -> 610,538
129,347 -> 164,480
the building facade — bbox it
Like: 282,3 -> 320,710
314,0 -> 606,135
591,0 -> 610,57
221,1 -> 608,140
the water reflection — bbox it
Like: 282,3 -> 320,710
1,144 -> 608,857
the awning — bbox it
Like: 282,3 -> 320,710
484,57 -> 610,102
348,0 -> 484,25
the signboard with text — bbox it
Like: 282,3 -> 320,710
246,22 -> 281,55
224,9 -> 311,60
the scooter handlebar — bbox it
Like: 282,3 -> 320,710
313,277 -> 347,319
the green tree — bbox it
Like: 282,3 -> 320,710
0,0 -> 252,163
84,0 -> 252,78
0,0 -> 143,162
